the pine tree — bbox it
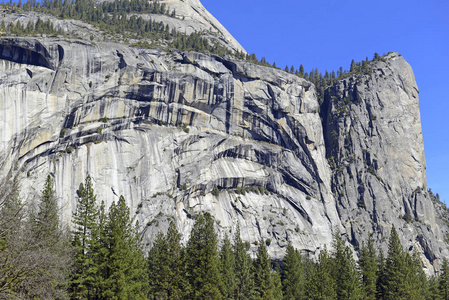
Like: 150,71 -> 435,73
34,175 -> 59,241
299,64 -> 305,77
234,224 -> 255,299
440,258 -> 449,300
383,225 -> 408,299
254,239 -> 274,299
332,234 -> 362,299
404,251 -> 427,300
282,243 -> 305,300
272,265 -> 283,300
101,196 -> 148,299
70,175 -> 99,299
428,275 -> 441,300
376,250 -> 386,300
350,59 -> 356,72
148,220 -> 185,299
305,247 -> 336,300
185,212 -> 222,299
358,235 -> 377,299
219,233 -> 236,300
290,65 -> 295,73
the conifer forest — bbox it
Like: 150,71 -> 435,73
1,175 -> 449,299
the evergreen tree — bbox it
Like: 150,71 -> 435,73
290,65 -> 295,73
440,258 -> 449,300
358,235 -> 377,299
305,247 -> 336,300
299,64 -> 305,77
272,265 -> 283,300
383,225 -> 408,299
234,224 -> 255,299
254,239 -> 274,299
403,251 -> 427,300
185,212 -> 222,299
101,196 -> 148,299
33,174 -> 59,241
428,275 -> 441,300
332,233 -> 362,299
219,233 -> 236,300
70,175 -> 99,299
282,243 -> 305,300
148,220 -> 185,299
376,250 -> 386,300
350,59 -> 356,72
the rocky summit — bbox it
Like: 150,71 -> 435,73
0,0 -> 448,274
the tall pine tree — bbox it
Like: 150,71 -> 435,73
358,235 -> 377,300
234,224 -> 255,299
148,220 -> 185,299
440,258 -> 449,300
70,175 -> 100,299
254,239 -> 274,299
282,243 -> 305,300
382,225 -> 408,299
185,212 -> 222,299
219,233 -> 236,300
101,196 -> 148,299
332,233 -> 362,300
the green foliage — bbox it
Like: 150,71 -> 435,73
212,186 -> 220,196
33,174 -> 59,241
305,246 -> 337,300
148,221 -> 185,299
219,233 -> 236,300
69,177 -> 148,298
358,235 -> 378,299
379,225 -> 427,299
282,243 -> 305,300
70,175 -> 100,298
185,212 -> 222,299
440,258 -> 449,300
101,196 -> 148,298
332,233 -> 363,299
254,240 -> 274,299
234,224 -> 255,299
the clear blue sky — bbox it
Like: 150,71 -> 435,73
202,0 -> 449,204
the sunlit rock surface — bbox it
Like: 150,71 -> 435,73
0,37 -> 448,273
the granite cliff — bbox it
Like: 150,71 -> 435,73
0,0 -> 448,273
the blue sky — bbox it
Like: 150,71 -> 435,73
202,0 -> 449,203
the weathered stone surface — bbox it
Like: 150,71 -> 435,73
322,53 -> 448,272
0,36 -> 340,260
0,9 -> 447,272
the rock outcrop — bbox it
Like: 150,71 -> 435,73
0,3 -> 448,273
322,53 -> 449,271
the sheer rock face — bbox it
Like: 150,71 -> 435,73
0,37 -> 447,270
322,53 -> 448,271
0,37 -> 339,259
